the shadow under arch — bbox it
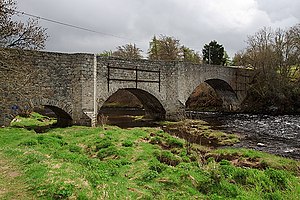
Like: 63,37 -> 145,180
99,88 -> 166,127
43,105 -> 72,127
186,79 -> 239,111
125,88 -> 166,120
28,98 -> 73,127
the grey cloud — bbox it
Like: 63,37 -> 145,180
17,0 -> 300,57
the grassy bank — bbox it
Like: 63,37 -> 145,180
0,124 -> 300,199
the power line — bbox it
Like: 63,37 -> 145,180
10,8 -> 143,43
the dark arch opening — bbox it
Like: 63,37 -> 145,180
43,105 -> 72,127
99,88 -> 166,127
9,105 -> 72,133
125,89 -> 166,120
186,79 -> 238,111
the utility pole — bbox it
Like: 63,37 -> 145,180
208,46 -> 211,65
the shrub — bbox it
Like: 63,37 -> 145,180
49,183 -> 74,199
37,135 -> 67,147
149,136 -> 162,144
111,158 -> 132,167
219,159 -> 231,166
265,168 -> 289,190
22,153 -> 45,164
18,139 -> 38,146
232,168 -> 249,185
149,159 -> 167,173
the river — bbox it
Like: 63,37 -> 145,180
187,111 -> 300,160
100,108 -> 300,160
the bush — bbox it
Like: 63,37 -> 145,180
37,135 -> 67,147
49,183 -> 74,199
18,139 -> 38,146
149,136 -> 162,144
197,169 -> 239,198
232,168 -> 249,185
110,158 -> 132,167
265,168 -> 289,190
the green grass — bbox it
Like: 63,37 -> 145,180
161,119 -> 240,146
0,125 -> 300,199
10,112 -> 56,128
0,153 -> 35,200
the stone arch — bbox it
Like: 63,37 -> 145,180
186,79 -> 239,111
3,98 -> 73,127
30,98 -> 73,127
99,88 -> 166,120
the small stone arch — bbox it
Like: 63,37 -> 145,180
31,98 -> 73,127
4,98 -> 73,127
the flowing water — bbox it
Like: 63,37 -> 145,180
187,111 -> 300,160
99,108 -> 300,160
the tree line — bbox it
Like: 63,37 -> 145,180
99,36 -> 228,65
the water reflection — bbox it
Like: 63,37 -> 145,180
98,107 -> 157,128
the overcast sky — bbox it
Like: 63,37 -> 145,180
17,0 -> 300,58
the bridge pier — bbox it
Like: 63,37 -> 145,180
164,101 -> 186,121
83,111 -> 97,127
165,110 -> 186,121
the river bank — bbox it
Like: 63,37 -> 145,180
98,108 -> 300,160
187,111 -> 300,160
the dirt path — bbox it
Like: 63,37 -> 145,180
0,154 -> 35,200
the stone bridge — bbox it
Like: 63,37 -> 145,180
0,48 -> 252,127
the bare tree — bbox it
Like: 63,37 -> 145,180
233,24 -> 300,113
112,43 -> 143,59
180,45 -> 201,64
148,35 -> 181,61
0,0 -> 48,50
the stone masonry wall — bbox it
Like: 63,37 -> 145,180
0,48 -> 93,126
95,57 -> 185,120
0,48 -> 252,127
